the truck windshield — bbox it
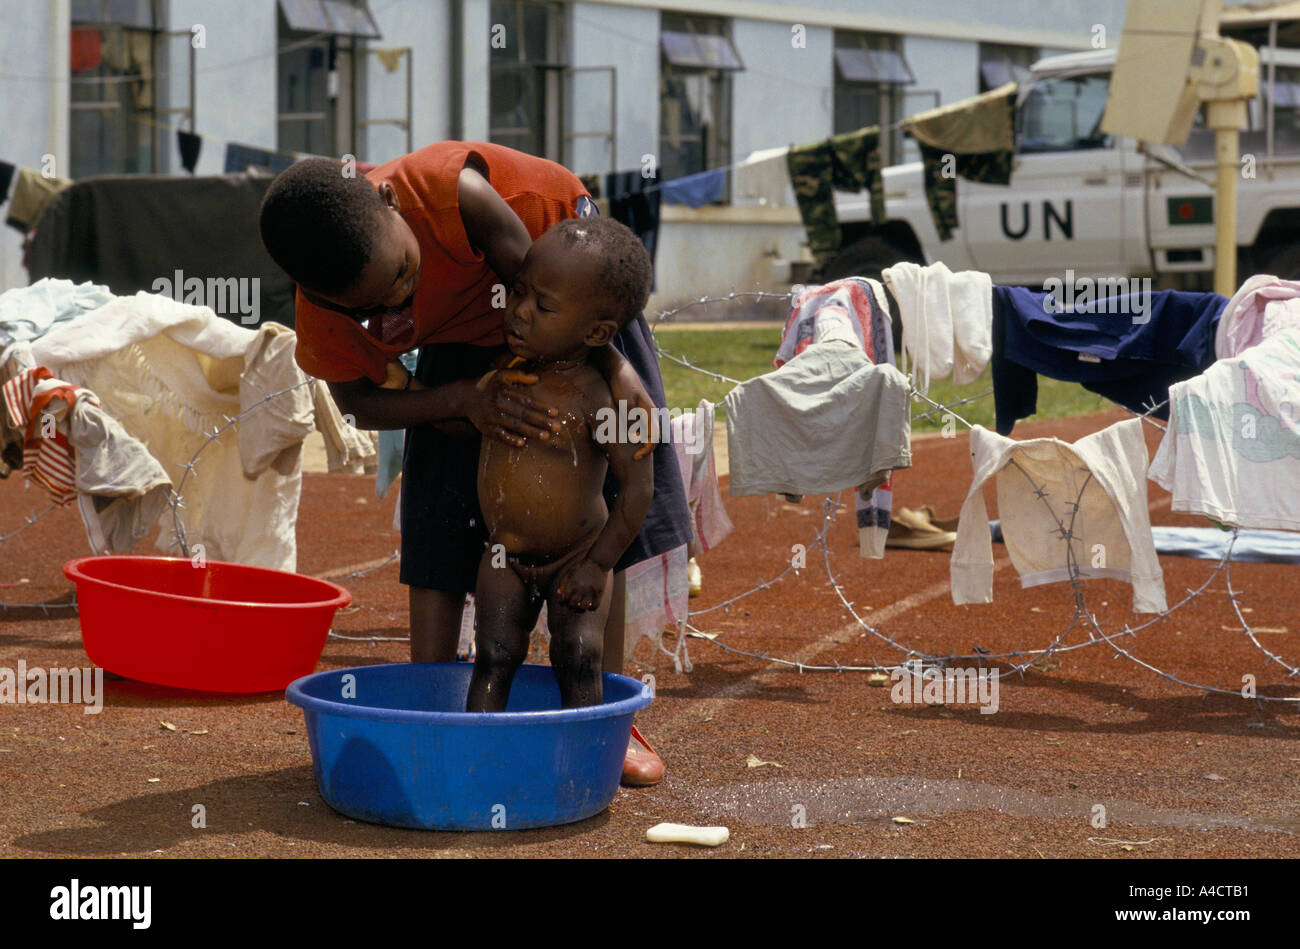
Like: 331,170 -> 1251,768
1018,74 -> 1112,153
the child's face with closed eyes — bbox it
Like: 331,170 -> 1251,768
503,230 -> 619,362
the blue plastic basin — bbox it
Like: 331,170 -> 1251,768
286,662 -> 653,831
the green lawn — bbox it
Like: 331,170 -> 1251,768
654,326 -> 1111,430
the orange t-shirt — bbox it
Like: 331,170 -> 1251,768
292,141 -> 590,383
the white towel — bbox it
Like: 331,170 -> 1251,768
882,261 -> 992,392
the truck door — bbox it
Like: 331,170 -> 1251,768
960,73 -> 1128,283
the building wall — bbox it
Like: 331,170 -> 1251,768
461,0 -> 492,141
0,1 -> 67,293
165,0 -> 278,176
575,0 -> 1128,48
730,19 -> 833,160
567,2 -> 660,174
363,0 -> 450,163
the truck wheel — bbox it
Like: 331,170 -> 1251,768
815,236 -> 917,282
1258,243 -> 1300,281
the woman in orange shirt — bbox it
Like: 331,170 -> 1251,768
260,142 -> 688,785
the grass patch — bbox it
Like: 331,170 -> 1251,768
655,326 -> 783,411
654,326 -> 1112,428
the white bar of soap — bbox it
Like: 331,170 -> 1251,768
645,822 -> 730,847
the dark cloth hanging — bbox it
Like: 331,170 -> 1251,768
27,173 -> 297,328
578,173 -> 602,200
785,126 -> 885,259
991,285 -> 1227,433
224,142 -> 295,175
177,130 -> 202,174
917,145 -> 1014,241
0,162 -> 15,204
907,84 -> 1017,241
604,169 -> 661,265
991,286 -> 1038,435
660,168 -> 727,207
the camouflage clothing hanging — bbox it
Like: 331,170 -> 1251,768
786,126 -> 885,259
915,146 -> 1015,242
917,143 -> 958,243
904,84 -> 1017,242
831,128 -> 886,225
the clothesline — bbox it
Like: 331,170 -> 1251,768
1,282 -> 1297,704
585,114 -> 920,198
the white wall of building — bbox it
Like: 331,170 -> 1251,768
578,0 -> 1128,49
461,0 -> 492,142
567,2 -> 660,175
0,1 -> 67,294
364,0 -> 451,163
165,0 -> 278,177
731,19 -> 833,159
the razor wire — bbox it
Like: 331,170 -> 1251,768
3,289 -> 1299,707
165,378 -> 318,557
0,505 -> 78,612
651,292 -> 1300,706
0,504 -> 56,544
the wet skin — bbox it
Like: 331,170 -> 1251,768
465,232 -> 653,712
308,167 -> 656,668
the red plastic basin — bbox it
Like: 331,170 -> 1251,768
63,556 -> 352,693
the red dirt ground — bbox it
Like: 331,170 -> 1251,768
1,407 -> 1297,859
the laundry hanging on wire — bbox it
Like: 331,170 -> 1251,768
902,82 -> 1019,242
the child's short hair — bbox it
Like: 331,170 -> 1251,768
549,217 -> 652,327
258,158 -> 388,295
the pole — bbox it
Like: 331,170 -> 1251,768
1207,99 -> 1245,296
1267,19 -> 1277,158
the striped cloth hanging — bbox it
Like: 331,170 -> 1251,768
2,366 -> 98,506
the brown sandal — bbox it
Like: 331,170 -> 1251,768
621,725 -> 665,787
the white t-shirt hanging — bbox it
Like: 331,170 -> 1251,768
951,419 -> 1167,614
1149,330 -> 1300,531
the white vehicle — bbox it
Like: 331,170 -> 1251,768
827,38 -> 1300,286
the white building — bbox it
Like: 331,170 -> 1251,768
2,0 -> 1158,308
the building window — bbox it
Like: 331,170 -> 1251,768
979,43 -> 1038,92
276,0 -> 380,158
659,13 -> 742,183
1264,66 -> 1300,131
69,0 -> 160,178
833,31 -> 914,165
490,1 -> 566,161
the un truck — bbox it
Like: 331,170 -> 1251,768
825,42 -> 1300,286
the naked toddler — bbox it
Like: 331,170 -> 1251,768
465,217 -> 654,711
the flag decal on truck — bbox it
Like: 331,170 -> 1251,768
1167,196 -> 1212,225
